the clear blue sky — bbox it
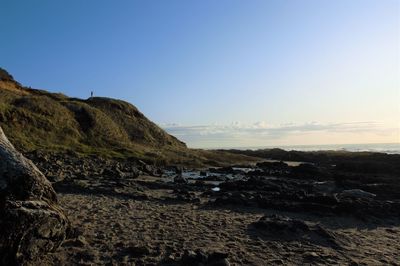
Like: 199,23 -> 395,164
1,0 -> 399,148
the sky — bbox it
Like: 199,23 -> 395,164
1,0 -> 399,148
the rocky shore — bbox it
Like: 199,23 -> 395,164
14,149 -> 398,265
2,62 -> 398,265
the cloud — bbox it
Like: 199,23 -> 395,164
163,121 -> 382,136
160,121 -> 398,148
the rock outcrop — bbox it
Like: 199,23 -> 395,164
0,126 -> 69,265
213,175 -> 400,218
253,214 -> 342,248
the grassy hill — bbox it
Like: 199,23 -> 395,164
0,68 -> 259,166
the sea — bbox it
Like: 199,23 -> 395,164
226,143 -> 400,154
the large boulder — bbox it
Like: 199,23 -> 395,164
0,126 -> 70,265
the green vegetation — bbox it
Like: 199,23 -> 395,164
0,68 -> 259,166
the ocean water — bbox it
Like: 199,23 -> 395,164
232,143 -> 400,154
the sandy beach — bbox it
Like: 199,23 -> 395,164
37,174 -> 400,266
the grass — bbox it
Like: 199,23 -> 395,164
0,76 -> 260,167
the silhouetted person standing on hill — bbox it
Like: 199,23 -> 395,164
90,91 -> 94,98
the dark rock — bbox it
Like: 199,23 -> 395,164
173,188 -> 200,203
253,215 -> 342,248
174,175 -> 188,184
303,251 -> 319,261
257,161 -> 289,169
336,189 -> 376,200
214,192 -> 255,207
138,161 -> 163,176
220,177 -> 281,192
254,214 -> 309,232
167,165 -> 183,175
125,245 -> 151,257
180,250 -> 207,265
209,167 -> 236,174
61,235 -> 88,248
302,193 -> 338,205
292,163 -> 319,175
335,161 -> 399,175
0,126 -> 70,265
255,161 -> 290,175
102,168 -> 120,178
194,180 -> 206,186
202,175 -> 228,182
214,175 -> 400,217
245,169 -> 266,177
207,251 -> 229,261
101,165 -> 140,180
172,249 -> 230,266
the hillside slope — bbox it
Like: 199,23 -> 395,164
0,68 -> 259,166
0,68 -> 186,158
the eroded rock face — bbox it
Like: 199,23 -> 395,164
0,126 -> 70,265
